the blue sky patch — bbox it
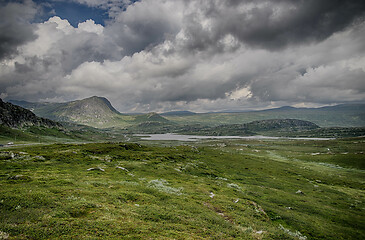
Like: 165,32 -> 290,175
33,0 -> 109,26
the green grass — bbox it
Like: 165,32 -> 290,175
0,124 -> 131,145
0,138 -> 364,239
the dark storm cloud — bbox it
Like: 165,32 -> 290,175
181,0 -> 365,51
54,30 -> 122,73
0,1 -> 38,60
105,1 -> 182,55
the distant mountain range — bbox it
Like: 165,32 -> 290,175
163,104 -> 365,127
2,97 -> 364,139
7,97 -> 365,129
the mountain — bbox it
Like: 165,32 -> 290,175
8,96 -> 169,129
164,104 -> 365,127
43,96 -> 122,126
0,98 -> 60,128
9,97 -> 364,129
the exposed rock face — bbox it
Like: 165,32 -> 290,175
0,98 -> 60,128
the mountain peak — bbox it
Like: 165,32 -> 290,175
50,96 -> 122,126
76,96 -> 120,114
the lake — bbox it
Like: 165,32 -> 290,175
136,133 -> 334,141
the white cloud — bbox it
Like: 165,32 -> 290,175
78,19 -> 103,35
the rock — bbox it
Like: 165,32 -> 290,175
34,156 -> 45,161
0,230 -> 9,239
87,167 -> 105,172
7,175 -> 31,180
116,166 -> 128,171
296,190 -> 304,194
0,98 -> 60,128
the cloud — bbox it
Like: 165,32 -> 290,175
0,15 -> 122,102
105,0 -> 183,55
0,0 -> 365,112
61,19 -> 365,111
0,0 -> 38,60
177,0 -> 365,52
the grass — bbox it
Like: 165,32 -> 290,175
0,124 -> 130,145
0,138 -> 364,239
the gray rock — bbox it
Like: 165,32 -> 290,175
87,167 -> 105,172
7,175 -> 31,180
116,166 -> 128,171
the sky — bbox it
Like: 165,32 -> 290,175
0,0 -> 365,113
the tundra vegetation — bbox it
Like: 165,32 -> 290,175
0,137 -> 364,239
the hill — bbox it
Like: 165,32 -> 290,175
8,97 -> 170,129
165,104 -> 365,127
0,98 -> 60,128
44,96 -> 123,126
0,98 -> 79,144
177,119 -> 321,136
0,98 -> 134,144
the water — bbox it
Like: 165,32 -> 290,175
136,133 -> 333,141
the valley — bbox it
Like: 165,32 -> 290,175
2,1 -> 364,239
0,97 -> 364,239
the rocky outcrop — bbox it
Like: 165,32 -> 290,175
0,98 -> 60,128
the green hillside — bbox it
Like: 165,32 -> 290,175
0,98 -> 130,144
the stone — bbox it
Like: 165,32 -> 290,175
116,166 -> 128,171
87,167 -> 105,172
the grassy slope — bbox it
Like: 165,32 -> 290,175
0,138 -> 364,239
0,124 -> 128,145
